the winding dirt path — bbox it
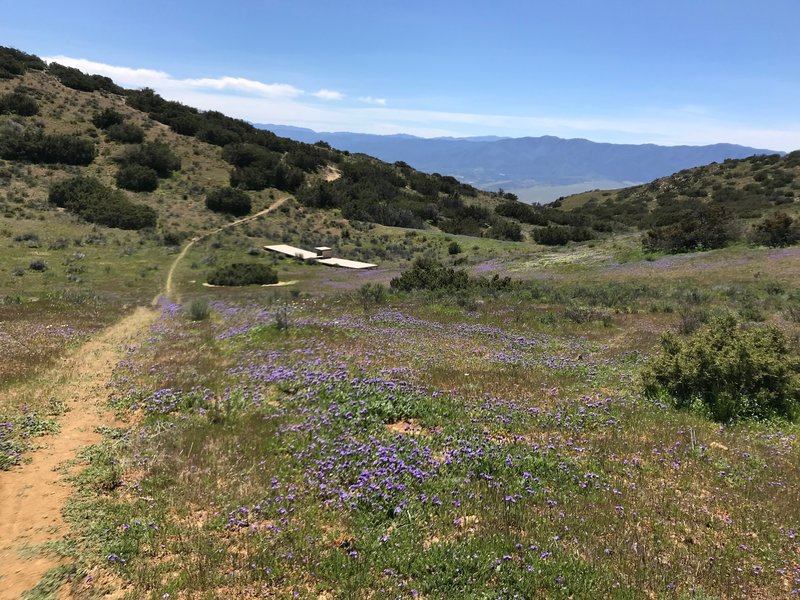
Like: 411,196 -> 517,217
0,196 -> 287,598
157,196 -> 287,304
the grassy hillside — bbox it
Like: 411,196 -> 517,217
549,153 -> 800,249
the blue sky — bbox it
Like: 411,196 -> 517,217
3,0 -> 799,150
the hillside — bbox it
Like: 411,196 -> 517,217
2,46 -> 795,260
260,123 -> 778,193
549,152 -> 800,250
0,47 -> 530,250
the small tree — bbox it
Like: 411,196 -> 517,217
116,164 -> 159,192
448,240 -> 462,255
750,211 -> 800,248
106,122 -> 144,144
92,108 -> 125,129
205,187 -> 251,216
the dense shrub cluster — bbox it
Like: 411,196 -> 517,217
390,257 -> 511,293
297,161 -> 509,237
48,62 -> 123,94
0,47 -> 46,79
533,225 -> 595,246
0,92 -> 38,116
0,126 -> 95,165
643,204 -> 736,253
643,314 -> 800,422
116,164 -> 159,192
205,187 -> 252,216
207,263 -> 278,286
49,176 -> 156,230
105,122 -> 144,144
92,108 -> 126,129
231,161 -> 304,192
118,142 -> 180,177
751,211 -> 800,247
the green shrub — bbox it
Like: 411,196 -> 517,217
0,92 -> 38,116
448,241 -> 462,255
750,211 -> 800,248
643,314 -> 800,422
0,128 -> 95,165
357,282 -> 387,312
116,164 -> 158,192
105,122 -> 144,144
390,257 -> 471,292
49,176 -> 157,230
92,108 -> 125,129
207,263 -> 278,286
29,259 -> 47,272
205,187 -> 251,216
185,298 -> 211,321
119,141 -> 180,177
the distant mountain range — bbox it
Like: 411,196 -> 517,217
257,124 -> 779,201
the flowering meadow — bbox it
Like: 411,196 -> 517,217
65,291 -> 800,599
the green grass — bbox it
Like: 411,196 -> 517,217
48,266 -> 800,598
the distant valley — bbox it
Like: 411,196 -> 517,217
259,124 -> 778,202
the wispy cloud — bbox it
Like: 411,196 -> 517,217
314,89 -> 344,101
41,56 -> 800,151
182,77 -> 302,98
359,96 -> 387,106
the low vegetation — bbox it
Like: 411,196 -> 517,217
207,262 -> 278,286
205,187 -> 252,216
49,176 -> 157,229
644,314 -> 800,422
0,125 -> 95,165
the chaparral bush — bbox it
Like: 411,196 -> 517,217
643,314 -> 800,422
49,176 -> 157,230
115,164 -> 158,192
207,263 -> 277,286
205,187 -> 251,216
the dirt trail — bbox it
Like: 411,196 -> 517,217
1,196 -> 287,598
157,196 -> 287,304
0,307 -> 155,599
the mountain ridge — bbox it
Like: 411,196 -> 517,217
257,123 -> 780,193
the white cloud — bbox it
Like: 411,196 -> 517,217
358,96 -> 387,106
314,89 -> 344,101
182,77 -> 302,98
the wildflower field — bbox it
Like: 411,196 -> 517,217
59,256 -> 800,599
